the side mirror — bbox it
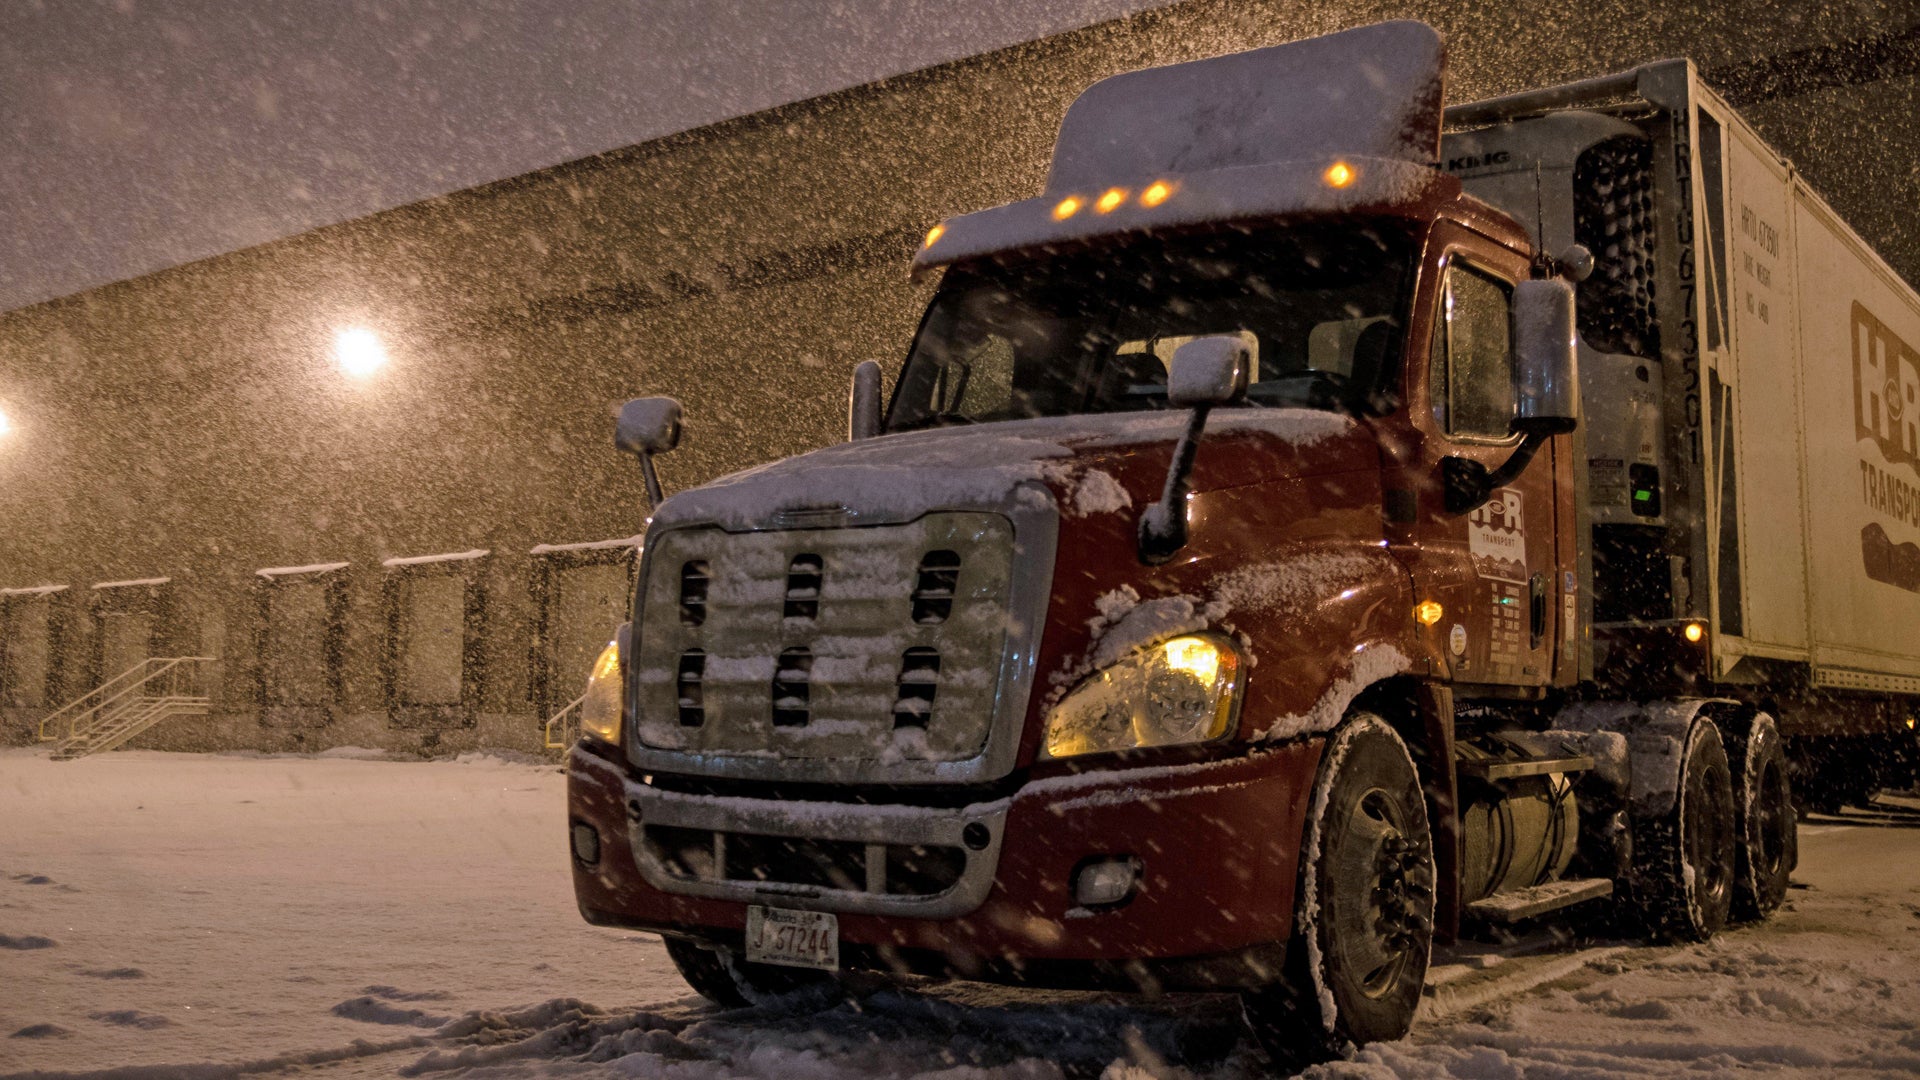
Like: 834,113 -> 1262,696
848,361 -> 883,441
1512,279 -> 1578,437
1138,336 -> 1251,564
1167,335 -> 1252,407
613,397 -> 683,511
615,397 -> 683,456
1441,281 -> 1579,514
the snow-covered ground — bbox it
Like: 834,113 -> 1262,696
4,748 -> 1920,1079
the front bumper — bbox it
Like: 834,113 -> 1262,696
567,738 -> 1323,990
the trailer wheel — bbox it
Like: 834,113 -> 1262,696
1634,720 -> 1737,940
662,938 -> 835,1007
1241,713 -> 1434,1066
1733,715 -> 1796,920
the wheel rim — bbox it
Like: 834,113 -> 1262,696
1327,785 -> 1429,1000
1686,756 -> 1736,910
1754,756 -> 1790,878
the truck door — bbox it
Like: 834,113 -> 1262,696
1391,229 -> 1565,687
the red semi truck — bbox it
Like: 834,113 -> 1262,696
565,21 -> 1919,1059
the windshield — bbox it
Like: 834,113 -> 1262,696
887,221 -> 1416,431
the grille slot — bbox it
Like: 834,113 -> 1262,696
784,553 -> 823,620
911,550 -> 962,624
893,647 -> 941,728
678,560 -> 710,626
886,844 -> 966,895
771,647 -> 813,726
643,824 -> 967,897
646,825 -> 717,880
726,834 -> 866,891
676,650 -> 706,727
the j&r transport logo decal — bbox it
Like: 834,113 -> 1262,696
1853,302 -> 1920,593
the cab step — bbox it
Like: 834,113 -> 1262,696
1463,877 -> 1613,923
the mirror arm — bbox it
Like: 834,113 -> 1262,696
1138,404 -> 1214,565
1484,429 -> 1548,490
1442,418 -> 1573,514
635,451 -> 664,511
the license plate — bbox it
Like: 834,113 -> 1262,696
745,905 -> 839,971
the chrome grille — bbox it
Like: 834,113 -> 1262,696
631,513 -> 1014,762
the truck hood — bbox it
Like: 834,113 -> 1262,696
649,408 -> 1373,532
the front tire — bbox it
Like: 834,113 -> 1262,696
1241,713 -> 1435,1067
663,937 -> 835,1007
1633,719 -> 1737,940
664,937 -> 749,1007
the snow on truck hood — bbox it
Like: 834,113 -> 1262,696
648,409 -> 1364,532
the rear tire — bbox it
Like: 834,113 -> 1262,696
663,937 -> 835,1007
1733,715 -> 1796,921
1633,720 -> 1737,941
1241,713 -> 1434,1068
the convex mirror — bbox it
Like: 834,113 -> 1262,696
848,361 -> 883,440
615,397 -> 683,456
1167,335 -> 1252,408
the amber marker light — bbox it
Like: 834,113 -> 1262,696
1140,180 -> 1174,208
923,224 -> 945,248
1052,195 -> 1083,220
1416,600 -> 1444,626
1096,187 -> 1128,213
1324,161 -> 1356,188
1684,622 -> 1706,643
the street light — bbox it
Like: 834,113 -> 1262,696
334,327 -> 387,378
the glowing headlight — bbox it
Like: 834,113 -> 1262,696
1043,633 -> 1242,760
579,640 -> 625,746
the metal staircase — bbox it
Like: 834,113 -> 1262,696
37,657 -> 215,760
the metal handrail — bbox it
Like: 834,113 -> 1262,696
37,657 -> 215,743
543,692 -> 587,750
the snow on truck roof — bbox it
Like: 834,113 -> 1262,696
915,20 -> 1449,275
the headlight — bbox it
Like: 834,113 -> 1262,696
1042,632 -> 1242,760
579,640 -> 624,746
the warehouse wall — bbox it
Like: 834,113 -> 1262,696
1,0 -> 1915,752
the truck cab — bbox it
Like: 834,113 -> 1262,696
566,22 -> 1798,1063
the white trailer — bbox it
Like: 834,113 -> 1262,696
1445,59 -> 1920,800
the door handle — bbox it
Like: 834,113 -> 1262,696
1529,572 -> 1547,648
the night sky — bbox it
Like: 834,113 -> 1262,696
0,0 -> 1169,314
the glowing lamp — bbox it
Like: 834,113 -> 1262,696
1140,180 -> 1174,208
0,406 -> 11,437
923,224 -> 945,247
1163,635 -> 1222,685
1324,161 -> 1356,188
1684,622 -> 1706,643
334,327 -> 388,378
1096,187 -> 1128,214
1416,601 -> 1444,626
1052,196 -> 1083,220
